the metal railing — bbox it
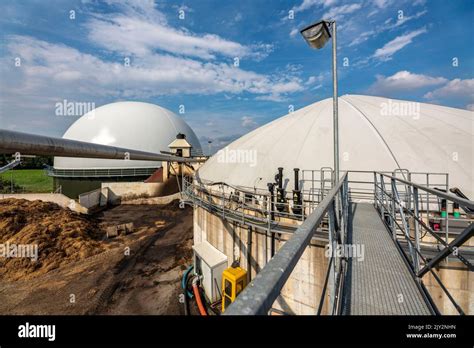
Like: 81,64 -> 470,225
182,169 -> 337,230
0,158 -> 21,174
223,172 -> 349,315
182,179 -> 309,239
344,169 -> 448,204
46,166 -> 159,178
374,172 -> 474,315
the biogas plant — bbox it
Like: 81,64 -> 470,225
1,94 -> 473,316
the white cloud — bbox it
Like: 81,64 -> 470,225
373,0 -> 392,9
323,4 -> 362,20
347,9 -> 428,48
88,16 -> 250,60
373,27 -> 427,61
172,4 -> 194,13
293,0 -> 337,13
255,94 -> 287,102
393,10 -> 427,28
367,9 -> 378,17
289,28 -> 299,37
0,0 -> 306,138
3,35 -> 302,103
241,116 -> 258,129
234,12 -> 243,22
368,71 -> 447,94
424,79 -> 474,101
306,76 -> 318,85
86,1 -> 270,61
348,30 -> 375,47
413,0 -> 427,5
305,74 -> 325,85
102,0 -> 168,23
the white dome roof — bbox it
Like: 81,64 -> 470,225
198,95 -> 474,198
54,101 -> 201,169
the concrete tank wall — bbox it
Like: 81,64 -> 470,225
424,260 -> 473,315
102,178 -> 179,204
78,187 -> 108,210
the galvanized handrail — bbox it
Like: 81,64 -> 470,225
374,172 -> 474,315
224,172 -> 349,315
46,166 -> 159,178
183,175 -> 333,226
379,174 -> 473,209
0,158 -> 21,174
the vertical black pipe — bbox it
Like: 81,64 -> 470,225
277,167 -> 283,189
267,183 -> 275,220
453,202 -> 460,219
276,167 -> 285,212
294,168 -> 299,191
293,168 -> 302,215
268,182 -> 276,257
441,199 -> 447,218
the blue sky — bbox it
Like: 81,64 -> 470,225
0,0 -> 473,153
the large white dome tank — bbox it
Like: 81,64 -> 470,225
198,95 -> 473,199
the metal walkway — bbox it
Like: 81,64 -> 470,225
342,203 -> 431,315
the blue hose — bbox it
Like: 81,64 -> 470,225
182,265 -> 194,298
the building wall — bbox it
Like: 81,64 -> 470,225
56,176 -> 150,199
193,205 -> 331,315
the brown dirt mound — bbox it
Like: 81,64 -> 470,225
0,198 -> 105,281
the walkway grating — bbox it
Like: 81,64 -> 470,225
342,203 -> 431,315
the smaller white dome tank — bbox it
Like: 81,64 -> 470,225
54,101 -> 202,169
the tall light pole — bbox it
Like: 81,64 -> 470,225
300,20 -> 339,182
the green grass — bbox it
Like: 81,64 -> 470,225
0,169 -> 54,193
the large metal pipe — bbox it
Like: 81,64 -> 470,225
0,130 -> 205,163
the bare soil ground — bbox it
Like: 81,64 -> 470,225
0,199 -> 194,315
0,198 -> 106,281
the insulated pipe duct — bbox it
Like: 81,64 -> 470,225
0,130 -> 205,163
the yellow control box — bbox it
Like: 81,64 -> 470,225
221,266 -> 247,312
